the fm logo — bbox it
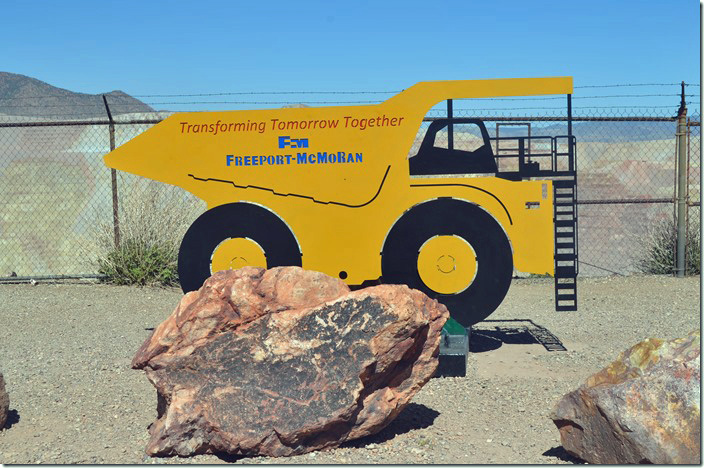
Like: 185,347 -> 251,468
278,136 -> 309,149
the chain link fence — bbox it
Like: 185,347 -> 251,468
423,102 -> 699,277
0,107 -> 181,279
0,92 -> 700,280
685,117 -> 700,272
687,117 -> 701,214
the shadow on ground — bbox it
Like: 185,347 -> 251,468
543,446 -> 587,464
471,319 -> 567,353
211,403 -> 439,462
215,452 -> 247,463
3,409 -> 19,430
343,402 -> 440,448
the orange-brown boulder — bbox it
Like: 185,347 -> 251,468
132,266 -> 449,457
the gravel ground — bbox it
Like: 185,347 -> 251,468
0,275 -> 699,464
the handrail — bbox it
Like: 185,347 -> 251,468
487,135 -> 577,174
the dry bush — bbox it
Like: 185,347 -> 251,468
637,211 -> 700,275
90,179 -> 205,286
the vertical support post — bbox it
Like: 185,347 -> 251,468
685,117 -> 692,267
675,82 -> 688,277
567,94 -> 573,171
102,95 -> 120,249
447,99 -> 453,150
518,138 -> 526,173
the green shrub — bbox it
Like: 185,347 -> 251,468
92,179 -> 205,286
637,214 -> 700,275
98,239 -> 178,286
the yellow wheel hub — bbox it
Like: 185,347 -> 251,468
417,235 -> 477,294
210,237 -> 266,274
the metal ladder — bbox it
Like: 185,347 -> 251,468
553,177 -> 578,311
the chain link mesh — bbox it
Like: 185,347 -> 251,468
0,123 -> 114,276
686,116 -> 700,274
421,106 -> 691,277
0,100 -> 699,279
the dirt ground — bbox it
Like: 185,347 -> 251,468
0,274 -> 699,464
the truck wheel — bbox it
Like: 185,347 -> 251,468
381,199 -> 512,327
178,203 -> 301,293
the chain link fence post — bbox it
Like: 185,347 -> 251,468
102,95 -> 120,249
675,83 -> 688,277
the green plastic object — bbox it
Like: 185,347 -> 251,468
443,317 -> 467,336
437,318 -> 470,377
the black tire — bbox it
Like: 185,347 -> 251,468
178,203 -> 301,293
381,199 -> 513,327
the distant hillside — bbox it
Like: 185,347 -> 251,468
0,72 -> 154,119
521,120 -> 679,143
447,119 -> 680,143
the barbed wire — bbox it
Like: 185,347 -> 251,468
0,104 -> 159,109
1,93 -> 698,104
1,100 -> 698,109
443,103 -> 699,111
0,83 -> 699,101
0,101 -> 380,108
574,83 -> 699,88
134,91 -> 399,97
0,82 -> 698,117
447,94 -> 696,102
0,91 -> 398,101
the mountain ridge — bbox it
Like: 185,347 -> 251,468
0,72 -> 154,118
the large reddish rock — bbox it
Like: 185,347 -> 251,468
132,266 -> 449,457
551,330 -> 700,464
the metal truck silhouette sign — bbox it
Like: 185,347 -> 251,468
104,77 -> 578,327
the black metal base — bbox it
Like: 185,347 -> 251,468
436,327 -> 471,378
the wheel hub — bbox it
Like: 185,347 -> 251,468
210,237 -> 266,274
417,235 -> 477,294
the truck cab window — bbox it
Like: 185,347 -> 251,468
433,123 -> 485,152
409,118 -> 498,176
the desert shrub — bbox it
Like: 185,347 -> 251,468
637,214 -> 700,275
93,179 -> 205,286
98,238 -> 178,285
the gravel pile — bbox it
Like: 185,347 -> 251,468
0,275 -> 699,464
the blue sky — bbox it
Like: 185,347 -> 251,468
2,0 -> 701,113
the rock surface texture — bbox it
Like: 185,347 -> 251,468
0,372 -> 8,429
132,266 -> 449,457
551,330 -> 700,464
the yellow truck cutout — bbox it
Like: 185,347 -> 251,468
104,77 -> 578,326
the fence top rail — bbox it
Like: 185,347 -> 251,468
0,118 -> 164,128
424,116 -> 679,122
0,116 -> 683,128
